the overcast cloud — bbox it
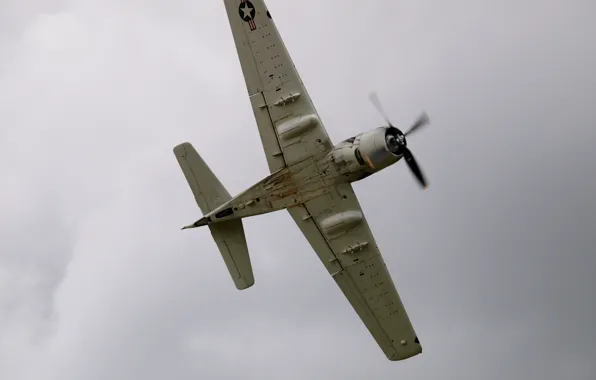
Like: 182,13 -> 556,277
1,0 -> 595,379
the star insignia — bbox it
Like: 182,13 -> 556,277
239,1 -> 256,22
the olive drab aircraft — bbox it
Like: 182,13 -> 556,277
173,0 -> 430,361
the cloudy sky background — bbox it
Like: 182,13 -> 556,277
1,0 -> 595,379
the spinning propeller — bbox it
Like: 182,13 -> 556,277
369,92 -> 430,189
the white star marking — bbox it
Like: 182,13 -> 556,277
241,4 -> 254,19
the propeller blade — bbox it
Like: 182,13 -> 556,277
401,147 -> 428,189
369,91 -> 394,128
404,112 -> 430,136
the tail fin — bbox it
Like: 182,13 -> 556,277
173,142 -> 255,290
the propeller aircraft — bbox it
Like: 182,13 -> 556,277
174,0 -> 429,361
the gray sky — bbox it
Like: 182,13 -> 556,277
1,0 -> 595,379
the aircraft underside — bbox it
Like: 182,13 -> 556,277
172,0 -> 431,362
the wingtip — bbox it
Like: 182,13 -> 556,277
173,142 -> 192,154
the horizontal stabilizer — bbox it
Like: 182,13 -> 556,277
173,142 -> 231,214
209,219 -> 255,290
173,142 -> 254,290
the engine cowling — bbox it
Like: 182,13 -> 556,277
332,127 -> 402,179
357,126 -> 402,171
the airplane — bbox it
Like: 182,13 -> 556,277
173,0 -> 429,361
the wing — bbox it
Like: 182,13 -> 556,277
287,183 -> 422,361
223,0 -> 333,173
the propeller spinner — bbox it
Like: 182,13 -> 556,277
369,92 -> 430,189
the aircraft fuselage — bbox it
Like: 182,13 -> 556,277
185,126 -> 403,229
